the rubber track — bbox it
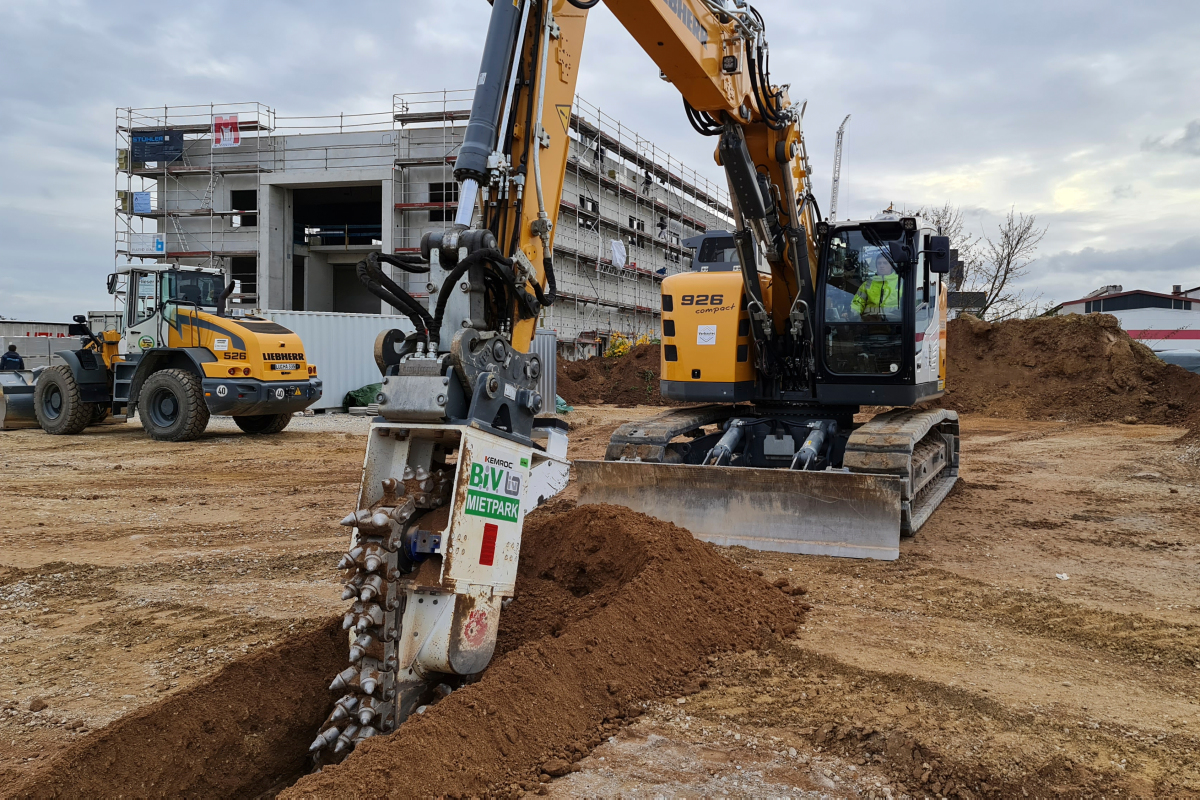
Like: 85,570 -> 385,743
843,408 -> 960,536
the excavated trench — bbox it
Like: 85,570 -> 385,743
10,504 -> 807,798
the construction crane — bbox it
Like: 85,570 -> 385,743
829,113 -> 850,220
310,0 -> 958,763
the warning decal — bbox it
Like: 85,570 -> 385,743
556,104 -> 571,134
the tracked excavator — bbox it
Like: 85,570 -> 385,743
311,0 -> 959,763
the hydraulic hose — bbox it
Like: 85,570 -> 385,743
429,248 -> 514,349
356,255 -> 434,340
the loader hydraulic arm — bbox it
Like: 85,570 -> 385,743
453,0 -> 821,372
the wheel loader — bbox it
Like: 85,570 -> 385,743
308,0 -> 958,763
0,264 -> 322,441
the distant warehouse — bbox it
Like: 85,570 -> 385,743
1051,284 -> 1200,351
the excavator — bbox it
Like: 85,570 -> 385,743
310,0 -> 958,762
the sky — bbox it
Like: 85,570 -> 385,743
1,0 -> 1198,321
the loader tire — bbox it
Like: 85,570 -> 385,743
138,369 -> 209,442
233,412 -> 292,435
34,365 -> 93,435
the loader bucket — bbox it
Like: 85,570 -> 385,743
575,460 -> 906,560
0,372 -> 39,430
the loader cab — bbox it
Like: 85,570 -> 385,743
112,265 -> 226,355
813,215 -> 950,406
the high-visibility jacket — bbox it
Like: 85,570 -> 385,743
851,273 -> 901,319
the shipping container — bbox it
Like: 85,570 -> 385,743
258,310 -> 414,410
0,336 -> 60,371
0,320 -> 72,338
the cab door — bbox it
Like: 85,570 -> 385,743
123,271 -> 163,355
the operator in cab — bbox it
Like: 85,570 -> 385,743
852,253 -> 902,321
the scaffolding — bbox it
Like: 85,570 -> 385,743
388,91 -> 733,349
115,103 -> 274,272
114,93 -> 731,341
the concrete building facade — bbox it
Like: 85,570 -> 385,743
116,93 -> 732,358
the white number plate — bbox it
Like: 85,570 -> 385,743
271,363 -> 298,371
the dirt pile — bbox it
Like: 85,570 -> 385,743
10,621 -> 347,798
557,344 -> 676,406
286,502 -> 807,797
939,314 -> 1200,432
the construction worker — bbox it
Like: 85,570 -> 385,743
0,344 -> 24,371
852,253 -> 902,321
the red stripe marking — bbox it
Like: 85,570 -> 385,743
1125,330 -> 1200,339
479,523 -> 498,566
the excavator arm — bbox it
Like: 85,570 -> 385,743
451,0 -> 820,366
313,0 -> 959,768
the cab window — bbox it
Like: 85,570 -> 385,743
822,225 -> 907,376
129,273 -> 158,326
162,271 -> 222,308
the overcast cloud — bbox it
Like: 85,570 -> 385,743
1,0 -> 1198,320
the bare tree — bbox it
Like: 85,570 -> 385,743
900,203 -> 1047,320
974,208 -> 1047,320
899,202 -> 984,289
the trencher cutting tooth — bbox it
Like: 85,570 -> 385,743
348,633 -> 376,663
358,574 -> 385,602
357,695 -> 382,725
309,724 -> 341,752
353,726 -> 378,744
329,694 -> 359,723
402,465 -> 414,481
329,666 -> 358,691
333,724 -> 360,754
360,667 -> 383,695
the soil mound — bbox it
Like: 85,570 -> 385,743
557,344 -> 677,407
10,620 -> 347,799
286,502 -> 806,797
938,314 -> 1200,432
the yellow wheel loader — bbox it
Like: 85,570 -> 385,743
309,0 -> 958,763
1,264 -> 322,441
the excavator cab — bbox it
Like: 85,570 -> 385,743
814,216 -> 951,405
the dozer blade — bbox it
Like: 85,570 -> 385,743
0,372 -> 39,430
575,460 -> 906,560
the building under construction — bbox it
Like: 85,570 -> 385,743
115,92 -> 732,358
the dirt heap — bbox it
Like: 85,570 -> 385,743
286,503 -> 806,797
557,344 -> 676,406
10,504 -> 804,798
938,314 -> 1200,432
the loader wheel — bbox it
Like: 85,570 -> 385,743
138,369 -> 210,442
233,413 -> 293,435
34,365 -> 93,435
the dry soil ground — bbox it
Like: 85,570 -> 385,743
2,408 -> 1199,797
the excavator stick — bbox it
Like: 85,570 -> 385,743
576,460 -> 905,560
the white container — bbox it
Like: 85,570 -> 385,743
0,336 -> 59,371
0,320 -> 71,338
259,310 -> 415,410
